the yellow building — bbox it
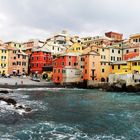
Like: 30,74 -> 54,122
111,56 -> 140,74
66,42 -> 83,53
0,45 -> 9,75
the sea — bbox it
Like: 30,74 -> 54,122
0,88 -> 140,140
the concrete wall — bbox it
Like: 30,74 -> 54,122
62,68 -> 82,83
109,73 -> 133,85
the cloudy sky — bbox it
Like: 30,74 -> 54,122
0,0 -> 140,41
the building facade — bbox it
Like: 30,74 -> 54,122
30,47 -> 52,74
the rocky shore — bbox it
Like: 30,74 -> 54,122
0,88 -> 32,116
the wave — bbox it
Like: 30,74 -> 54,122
9,121 -> 127,140
16,87 -> 86,91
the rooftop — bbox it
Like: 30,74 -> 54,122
112,61 -> 127,65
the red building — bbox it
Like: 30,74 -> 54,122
105,31 -> 123,41
123,51 -> 139,60
52,53 -> 79,84
30,47 -> 52,74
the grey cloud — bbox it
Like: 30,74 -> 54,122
0,0 -> 140,41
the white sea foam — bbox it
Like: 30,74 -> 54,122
13,121 -> 127,140
16,87 -> 85,91
0,101 -> 29,115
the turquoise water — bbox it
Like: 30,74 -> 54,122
0,88 -> 140,140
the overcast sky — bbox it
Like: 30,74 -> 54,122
0,0 -> 140,42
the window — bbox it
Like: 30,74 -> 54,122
81,58 -> 85,61
36,63 -> 38,67
101,55 -> 106,59
118,65 -> 120,69
32,57 -> 34,60
102,49 -> 104,52
62,70 -> 66,73
111,56 -> 115,61
23,56 -> 26,59
54,69 -> 56,73
102,69 -> 105,73
112,65 -> 114,69
138,62 -> 140,66
37,57 -> 38,60
69,62 -> 71,66
118,50 -> 120,54
134,49 -> 137,52
132,62 -> 137,66
126,50 -> 129,53
17,61 -> 21,65
62,62 -> 64,66
117,57 -> 121,61
22,62 -> 26,66
58,69 -> 60,73
18,54 -> 20,58
85,69 -> 87,74
112,49 -> 114,53
74,62 -> 77,66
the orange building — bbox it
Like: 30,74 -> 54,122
7,46 -> 29,75
81,46 -> 101,83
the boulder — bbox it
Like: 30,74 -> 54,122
0,97 -> 17,105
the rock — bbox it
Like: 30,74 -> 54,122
0,90 -> 9,94
15,105 -> 25,110
25,107 -> 32,112
0,97 -> 17,105
106,81 -> 126,92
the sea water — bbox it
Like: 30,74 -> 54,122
0,88 -> 140,140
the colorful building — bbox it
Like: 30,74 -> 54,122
0,44 -> 9,75
5,41 -> 24,50
123,44 -> 140,60
109,56 -> 140,84
66,42 -> 83,53
105,31 -> 123,41
30,47 -> 52,74
7,46 -> 29,75
129,33 -> 140,43
52,52 -> 81,84
22,39 -> 44,55
81,46 -> 101,84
